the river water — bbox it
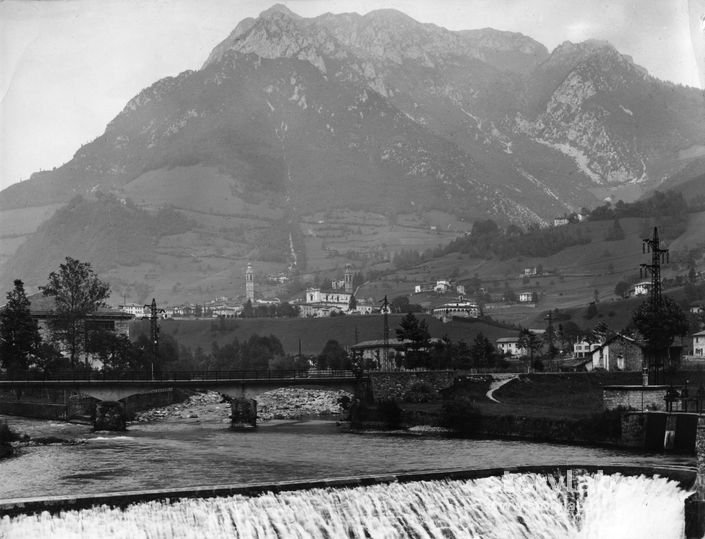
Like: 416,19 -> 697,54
0,414 -> 694,500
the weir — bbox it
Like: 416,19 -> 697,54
0,467 -> 694,538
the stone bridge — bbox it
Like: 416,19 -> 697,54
0,376 -> 360,403
0,371 -> 364,429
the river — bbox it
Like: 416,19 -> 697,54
0,413 -> 695,501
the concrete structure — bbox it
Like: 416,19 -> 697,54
590,334 -> 644,371
230,398 -> 257,429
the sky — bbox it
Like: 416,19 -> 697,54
0,0 -> 703,193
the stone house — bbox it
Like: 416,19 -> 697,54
26,293 -> 133,364
693,330 -> 705,358
590,334 -> 644,371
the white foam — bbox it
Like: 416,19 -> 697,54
0,473 -> 689,538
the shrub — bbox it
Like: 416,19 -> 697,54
440,398 -> 482,435
403,382 -> 436,403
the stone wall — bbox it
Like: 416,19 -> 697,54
369,371 -> 457,401
0,401 -> 68,420
603,385 -> 668,411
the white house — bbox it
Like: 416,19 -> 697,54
518,291 -> 534,303
496,336 -> 524,357
434,280 -> 452,294
305,288 -> 351,306
119,303 -> 149,318
628,281 -> 651,297
553,217 -> 569,227
693,330 -> 705,358
573,340 -> 600,358
432,301 -> 480,321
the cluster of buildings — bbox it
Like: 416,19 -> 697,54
493,329 -> 705,373
118,263 -> 379,319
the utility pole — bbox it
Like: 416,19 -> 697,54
640,227 -> 669,384
381,295 -> 390,370
544,311 -> 556,360
144,298 -> 165,380
641,226 -> 668,311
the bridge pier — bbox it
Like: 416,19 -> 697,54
94,401 -> 126,431
230,398 -> 257,430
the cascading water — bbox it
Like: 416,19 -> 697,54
0,472 -> 690,538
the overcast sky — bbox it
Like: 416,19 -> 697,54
1,0 -> 703,193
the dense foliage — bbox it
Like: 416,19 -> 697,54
442,219 -> 591,260
631,296 -> 689,353
0,280 -> 41,374
40,257 -> 111,367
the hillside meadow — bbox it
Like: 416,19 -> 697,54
130,314 -> 516,358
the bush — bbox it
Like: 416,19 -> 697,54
440,398 -> 482,435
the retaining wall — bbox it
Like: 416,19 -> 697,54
0,401 -> 68,421
603,385 -> 669,411
369,371 -> 457,401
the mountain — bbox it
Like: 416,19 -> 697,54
1,5 -> 704,303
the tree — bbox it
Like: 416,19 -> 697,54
241,299 -> 253,318
396,312 -> 430,368
317,340 -> 350,370
605,218 -> 625,241
518,328 -> 543,373
348,294 -> 357,311
40,257 -> 110,367
614,281 -> 631,298
0,279 -> 41,375
632,296 -> 688,366
469,333 -> 496,369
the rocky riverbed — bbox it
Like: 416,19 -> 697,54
132,388 -> 352,424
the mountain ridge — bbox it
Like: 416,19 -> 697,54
1,4 -> 703,302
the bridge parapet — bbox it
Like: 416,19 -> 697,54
0,371 -> 362,404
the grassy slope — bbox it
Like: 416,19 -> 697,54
448,370 -> 705,420
131,314 -> 516,357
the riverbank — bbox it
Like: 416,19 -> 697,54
132,388 -> 352,424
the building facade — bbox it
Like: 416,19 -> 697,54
590,334 -> 644,371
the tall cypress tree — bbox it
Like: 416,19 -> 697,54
0,279 -> 41,374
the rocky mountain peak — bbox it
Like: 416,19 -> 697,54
259,3 -> 301,19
